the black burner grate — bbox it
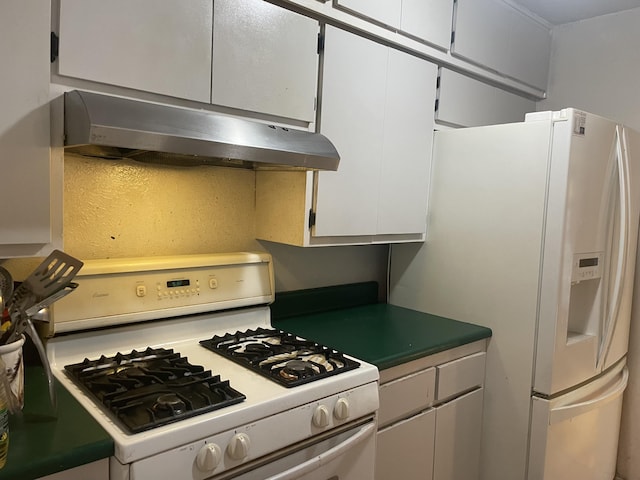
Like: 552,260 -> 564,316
65,347 -> 245,433
199,328 -> 360,388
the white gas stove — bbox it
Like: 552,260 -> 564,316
44,252 -> 379,480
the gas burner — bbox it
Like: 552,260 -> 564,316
65,347 -> 246,433
279,360 -> 317,380
154,393 -> 186,415
200,328 -> 360,387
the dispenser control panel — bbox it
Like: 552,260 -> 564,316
571,252 -> 603,283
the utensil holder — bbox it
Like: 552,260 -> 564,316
0,335 -> 25,413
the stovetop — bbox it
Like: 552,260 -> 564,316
200,327 -> 360,388
63,326 -> 361,434
64,347 -> 246,433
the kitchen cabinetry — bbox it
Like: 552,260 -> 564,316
0,0 -> 59,258
58,0 -> 213,103
376,344 -> 486,480
57,0 -> 318,123
38,459 -> 108,480
452,0 -> 551,90
436,68 -> 536,127
212,0 -> 318,122
335,0 -> 453,50
256,26 -> 438,245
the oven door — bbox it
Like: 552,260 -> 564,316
217,417 -> 376,480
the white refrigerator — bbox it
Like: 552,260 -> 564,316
389,109 -> 640,480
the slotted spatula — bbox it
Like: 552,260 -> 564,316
8,250 -> 83,317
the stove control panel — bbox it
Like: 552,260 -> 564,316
49,252 -> 275,333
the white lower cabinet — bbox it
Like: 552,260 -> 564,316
37,459 -> 109,480
377,409 -> 436,480
375,344 -> 486,480
433,389 -> 483,480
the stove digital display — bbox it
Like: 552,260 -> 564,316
167,279 -> 190,288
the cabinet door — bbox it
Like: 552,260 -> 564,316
315,26 -> 387,237
336,0 -> 402,28
212,0 -> 319,122
316,27 -> 437,239
436,69 -> 535,127
433,388 -> 484,480
376,409 -> 436,480
378,50 -> 437,235
452,0 -> 551,90
58,0 -> 212,102
0,0 -> 53,255
39,459 -> 109,480
400,0 -> 454,50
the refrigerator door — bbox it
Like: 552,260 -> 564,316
533,110 -> 640,395
527,360 -> 627,480
599,125 -> 640,371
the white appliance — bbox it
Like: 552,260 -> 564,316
44,252 -> 379,480
389,109 -> 640,480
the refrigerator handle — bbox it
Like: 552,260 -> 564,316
549,366 -> 628,425
597,126 -> 631,370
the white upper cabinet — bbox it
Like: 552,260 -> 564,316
58,0 -> 213,103
314,27 -> 387,237
436,69 -> 536,127
212,0 -> 319,122
452,0 -> 551,90
336,0 -> 402,28
400,0 -> 454,50
0,0 -> 59,257
336,0 -> 454,50
256,26 -> 438,246
316,26 -> 437,239
57,0 -> 318,123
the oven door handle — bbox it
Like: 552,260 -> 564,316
265,422 -> 376,480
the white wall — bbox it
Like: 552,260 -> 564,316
539,8 -> 640,131
540,8 -> 640,479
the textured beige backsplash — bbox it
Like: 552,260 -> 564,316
62,154 -> 261,260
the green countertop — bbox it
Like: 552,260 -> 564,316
274,303 -> 492,370
0,366 -> 113,480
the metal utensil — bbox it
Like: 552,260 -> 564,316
8,250 -> 83,317
2,251 -> 83,411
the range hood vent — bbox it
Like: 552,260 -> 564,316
63,90 -> 340,171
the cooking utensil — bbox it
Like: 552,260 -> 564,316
1,250 -> 83,411
8,250 -> 82,314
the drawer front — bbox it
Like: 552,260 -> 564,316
436,352 -> 486,402
379,367 -> 436,427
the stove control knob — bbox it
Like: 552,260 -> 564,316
334,398 -> 350,420
196,443 -> 222,472
312,405 -> 330,428
227,433 -> 251,460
